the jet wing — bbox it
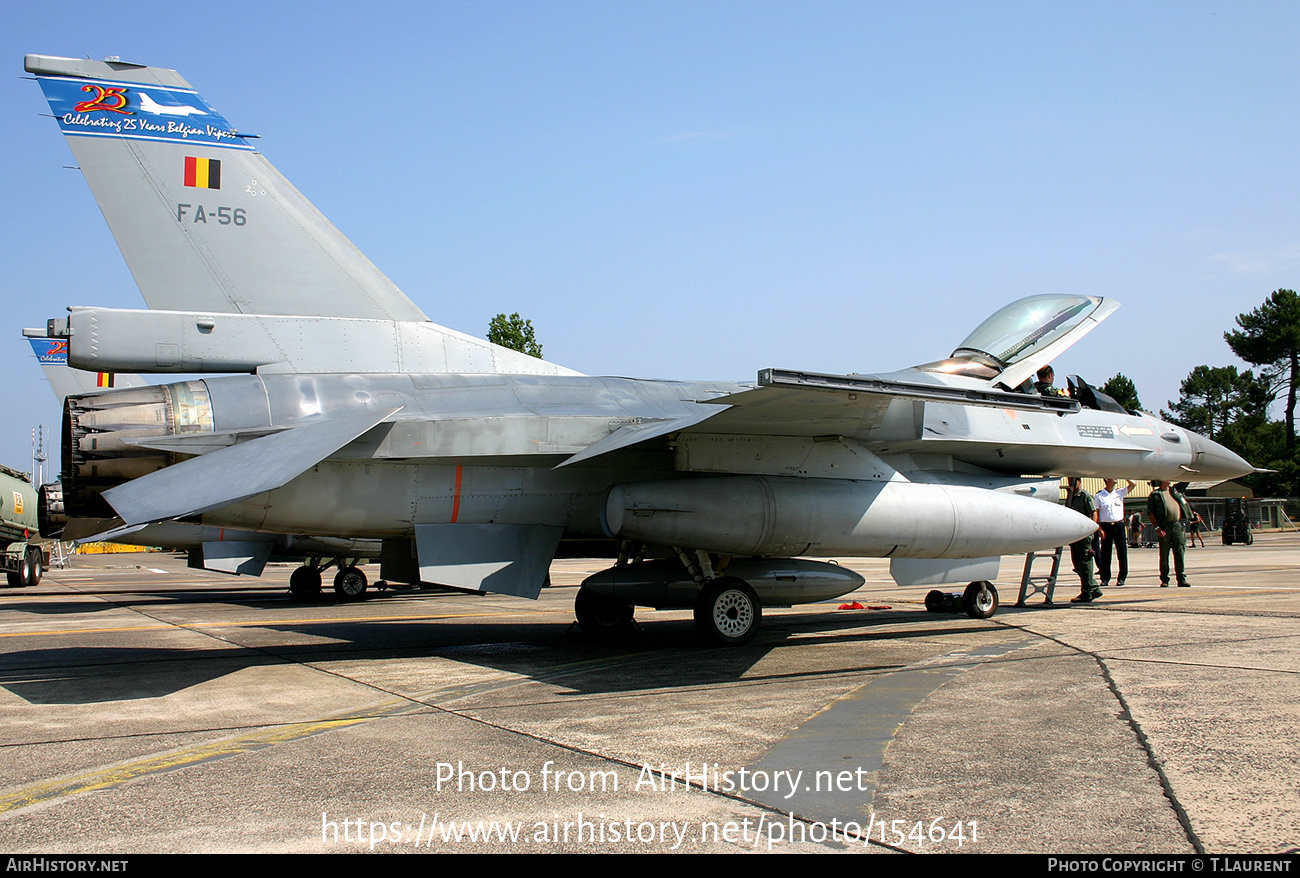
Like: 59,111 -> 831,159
693,368 -> 1078,439
555,368 -> 1077,466
102,407 -> 401,526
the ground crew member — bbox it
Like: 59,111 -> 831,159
1067,477 -> 1103,603
1147,480 -> 1193,587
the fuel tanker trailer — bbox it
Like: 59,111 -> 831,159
0,464 -> 43,588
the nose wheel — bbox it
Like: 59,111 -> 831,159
962,580 -> 999,619
924,581 -> 999,619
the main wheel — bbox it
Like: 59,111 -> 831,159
23,547 -> 43,588
924,589 -> 945,613
694,577 -> 761,646
962,581 -> 999,619
289,566 -> 322,599
574,588 -> 635,638
333,566 -> 368,600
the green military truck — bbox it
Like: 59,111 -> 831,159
0,463 -> 43,587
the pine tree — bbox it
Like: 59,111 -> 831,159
1101,373 -> 1143,412
1226,289 -> 1300,450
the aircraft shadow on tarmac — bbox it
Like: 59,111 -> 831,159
0,605 -> 998,704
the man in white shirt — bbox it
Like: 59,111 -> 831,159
1096,478 -> 1137,587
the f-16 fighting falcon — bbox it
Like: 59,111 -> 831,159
21,54 -> 1253,644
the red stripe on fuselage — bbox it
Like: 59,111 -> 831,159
450,465 -> 463,523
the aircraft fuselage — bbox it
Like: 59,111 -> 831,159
63,369 -> 1243,545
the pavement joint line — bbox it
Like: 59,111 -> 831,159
1095,657 -> 1205,855
992,619 -> 1206,854
1084,654 -> 1298,675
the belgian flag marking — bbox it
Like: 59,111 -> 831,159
184,156 -> 221,189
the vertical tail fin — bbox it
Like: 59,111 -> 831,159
27,54 -> 428,322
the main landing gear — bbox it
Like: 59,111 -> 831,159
289,558 -> 369,601
573,588 -> 636,638
574,543 -> 771,647
693,577 -> 761,646
924,581 -> 1000,619
574,578 -> 764,647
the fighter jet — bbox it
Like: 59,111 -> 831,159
22,55 -> 1253,644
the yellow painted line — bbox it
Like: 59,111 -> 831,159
0,716 -> 376,814
0,609 -> 564,639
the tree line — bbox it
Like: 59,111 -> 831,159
1105,289 -> 1300,496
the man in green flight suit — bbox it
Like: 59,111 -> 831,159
1147,480 -> 1193,587
1067,477 -> 1103,603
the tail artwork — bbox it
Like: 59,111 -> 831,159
27,337 -> 144,400
26,54 -> 576,377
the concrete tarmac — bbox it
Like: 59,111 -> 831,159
0,534 -> 1296,853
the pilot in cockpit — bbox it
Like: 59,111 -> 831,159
1034,365 -> 1067,397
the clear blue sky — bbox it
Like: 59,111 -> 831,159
3,1 -> 1298,475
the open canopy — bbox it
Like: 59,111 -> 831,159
917,294 -> 1119,389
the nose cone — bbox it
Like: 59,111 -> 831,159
1188,432 -> 1254,481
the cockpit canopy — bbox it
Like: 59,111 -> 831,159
952,294 -> 1101,370
915,294 -> 1117,390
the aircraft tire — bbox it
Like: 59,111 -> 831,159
962,581 -> 998,620
574,587 -> 635,638
694,577 -> 761,646
924,589 -> 945,613
289,566 -> 322,600
333,566 -> 368,600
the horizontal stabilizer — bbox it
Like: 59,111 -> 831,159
102,407 -> 400,526
65,518 -> 134,543
415,523 -> 563,599
125,428 -> 281,454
